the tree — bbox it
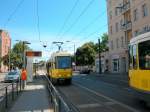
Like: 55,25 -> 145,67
75,33 -> 108,66
76,42 -> 96,66
95,33 -> 109,53
101,33 -> 109,51
3,51 -> 22,69
3,42 -> 31,69
13,42 -> 31,54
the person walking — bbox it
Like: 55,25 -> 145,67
21,68 -> 27,89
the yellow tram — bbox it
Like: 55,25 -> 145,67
129,32 -> 150,103
46,51 -> 72,84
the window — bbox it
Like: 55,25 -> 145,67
115,22 -> 119,32
133,45 -> 137,69
115,8 -> 118,16
125,35 -> 128,44
56,56 -> 71,69
113,59 -> 119,72
139,40 -> 150,69
119,3 -> 122,13
120,19 -> 123,29
121,36 -> 124,47
111,40 -> 113,50
129,46 -> 133,69
109,11 -> 112,20
133,9 -> 138,21
142,4 -> 148,17
109,0 -> 112,6
134,30 -> 139,36
110,26 -> 113,34
116,38 -> 119,48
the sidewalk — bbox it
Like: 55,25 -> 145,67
9,75 -> 53,112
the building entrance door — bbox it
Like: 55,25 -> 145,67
113,59 -> 119,72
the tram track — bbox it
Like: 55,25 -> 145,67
56,82 -> 139,112
56,86 -> 80,112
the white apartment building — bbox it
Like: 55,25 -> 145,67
106,0 -> 150,73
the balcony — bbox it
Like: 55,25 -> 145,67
121,2 -> 130,14
116,1 -> 130,14
121,21 -> 132,31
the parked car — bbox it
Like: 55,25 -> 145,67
80,69 -> 92,74
4,71 -> 20,82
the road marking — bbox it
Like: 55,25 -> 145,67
77,103 -> 102,108
74,83 -> 139,112
104,102 -> 116,106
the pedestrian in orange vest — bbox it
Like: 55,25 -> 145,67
21,68 -> 27,89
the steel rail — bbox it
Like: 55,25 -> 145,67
44,75 -> 76,112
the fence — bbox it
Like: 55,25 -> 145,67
0,79 -> 22,112
44,76 -> 79,112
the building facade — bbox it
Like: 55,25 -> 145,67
0,30 -> 11,72
106,0 -> 150,73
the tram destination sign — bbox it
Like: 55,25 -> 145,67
26,51 -> 42,57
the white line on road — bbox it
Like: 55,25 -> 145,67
74,83 -> 140,112
77,103 -> 102,108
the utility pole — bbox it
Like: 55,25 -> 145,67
98,38 -> 101,74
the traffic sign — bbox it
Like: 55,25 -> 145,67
26,51 -> 42,57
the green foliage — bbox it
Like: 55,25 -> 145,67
95,33 -> 109,53
101,33 -> 109,51
13,42 -> 31,54
76,42 -> 96,66
75,33 -> 109,66
2,42 -> 31,69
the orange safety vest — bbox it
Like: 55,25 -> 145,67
21,70 -> 27,80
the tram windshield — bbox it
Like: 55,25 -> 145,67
56,56 -> 71,69
138,40 -> 150,70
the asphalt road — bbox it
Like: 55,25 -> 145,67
56,73 -> 150,112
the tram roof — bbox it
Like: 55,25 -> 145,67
51,51 -> 71,57
47,51 -> 71,62
130,32 -> 150,45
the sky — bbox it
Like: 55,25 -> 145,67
0,0 -> 108,61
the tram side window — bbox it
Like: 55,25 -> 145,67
139,40 -> 150,69
133,45 -> 137,69
129,46 -> 133,69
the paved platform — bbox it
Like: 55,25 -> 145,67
9,75 -> 53,112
